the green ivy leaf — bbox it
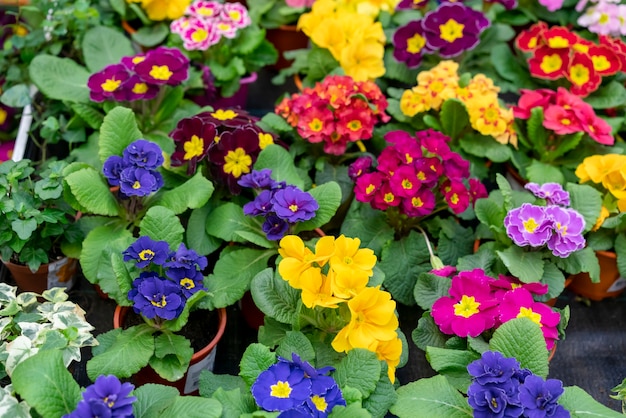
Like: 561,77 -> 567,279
139,206 -> 184,248
497,246 -> 545,283
98,107 -> 143,165
334,349 -> 381,398
64,167 -> 120,216
390,375 -> 473,417
29,55 -> 90,102
250,268 -> 301,324
239,343 -> 277,387
82,26 -> 135,72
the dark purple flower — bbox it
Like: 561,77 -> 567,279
272,186 -> 319,222
524,183 -> 570,206
468,351 -> 522,385
238,168 -> 280,189
396,0 -> 428,10
119,74 -> 159,101
251,361 -> 312,412
123,139 -> 164,170
504,204 -> 553,247
544,206 -> 586,258
128,272 -> 184,320
121,52 -> 146,71
169,115 -> 217,175
348,157 -> 373,181
422,3 -> 490,58
119,167 -> 164,197
243,189 -> 276,217
393,20 -> 432,68
134,46 -> 190,86
87,64 -> 131,102
442,153 -> 470,180
164,243 -> 208,272
63,375 -> 136,418
519,375 -> 569,418
262,215 -> 290,240
484,0 -> 517,9
166,267 -> 206,298
123,236 -> 171,268
103,155 -> 125,186
467,381 -> 524,418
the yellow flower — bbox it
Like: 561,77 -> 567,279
414,72 -> 457,111
576,154 -> 626,185
329,235 -> 376,279
332,286 -> 398,352
374,337 -> 402,383
330,267 -> 369,300
592,206 -> 610,231
340,41 -> 386,81
466,73 -> 500,96
466,98 -> 509,137
618,199 -> 626,213
604,166 -> 626,199
300,268 -> 344,308
493,118 -> 518,148
400,89 -> 431,116
134,0 -> 191,20
277,235 -> 334,288
429,60 -> 460,80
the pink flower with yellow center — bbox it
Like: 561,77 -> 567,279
543,105 -> 582,135
389,165 -> 421,198
354,172 -> 386,203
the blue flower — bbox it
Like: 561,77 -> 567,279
123,139 -> 164,170
119,167 -> 164,197
467,381 -> 523,418
102,155 -> 125,187
519,375 -> 569,418
468,351 -> 522,385
63,375 -> 136,418
251,361 -> 312,412
305,384 -> 346,417
164,243 -> 208,271
238,168 -> 282,190
272,186 -> 319,223
166,267 -> 206,298
243,189 -> 275,217
123,236 -> 171,268
128,272 -> 184,320
262,215 -> 290,240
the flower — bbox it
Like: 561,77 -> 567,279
504,203 -> 554,247
518,375 -> 569,417
122,236 -> 171,268
126,0 -> 190,21
128,272 -> 185,320
64,375 -> 136,418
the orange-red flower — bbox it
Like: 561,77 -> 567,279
566,53 -> 602,97
528,46 -> 569,80
515,21 -> 547,52
587,45 -> 621,76
540,26 -> 579,50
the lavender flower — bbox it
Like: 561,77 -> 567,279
272,186 -> 319,222
519,375 -> 569,417
262,215 -> 291,240
243,190 -> 276,217
119,167 -> 164,197
544,206 -> 586,258
504,204 -> 553,247
238,168 -> 281,189
103,155 -> 125,186
123,236 -> 171,268
128,272 -> 184,320
165,243 -> 209,272
524,183 -> 571,206
63,375 -> 136,418
123,139 -> 164,170
467,351 -> 521,385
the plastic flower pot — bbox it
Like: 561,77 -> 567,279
211,72 -> 258,109
266,25 -> 310,70
1,257 -> 78,294
113,305 -> 227,395
567,250 -> 626,301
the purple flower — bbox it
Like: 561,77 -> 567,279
348,156 -> 373,181
519,375 -> 569,418
128,272 -> 184,320
393,20 -> 432,68
244,189 -> 276,217
396,0 -> 428,10
119,167 -> 164,197
251,361 -> 312,412
63,375 -> 136,418
262,215 -> 290,240
164,243 -> 208,272
123,236 -> 171,268
467,351 -> 521,386
123,139 -> 164,170
118,74 -> 159,102
272,186 -> 319,222
544,206 -> 586,258
525,183 -> 571,206
504,204 -> 553,247
467,381 -> 524,418
134,47 -> 190,86
166,267 -> 206,298
103,155 -> 125,186
238,169 -> 281,189
422,3 -> 490,58
87,64 -> 131,102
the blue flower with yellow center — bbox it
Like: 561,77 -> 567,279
251,361 -> 311,412
127,272 -> 184,320
63,374 -> 136,418
123,236 -> 171,268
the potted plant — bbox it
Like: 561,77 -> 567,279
169,0 -> 279,102
0,159 -> 84,293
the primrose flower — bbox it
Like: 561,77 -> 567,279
128,272 -> 185,320
166,267 -> 206,298
123,139 -> 164,170
123,236 -> 171,268
251,360 -> 312,412
393,20 -> 432,68
63,375 -> 136,418
238,168 -> 281,189
102,155 -> 124,186
518,375 -> 569,417
524,183 -> 570,206
504,204 -> 553,248
272,186 -> 319,223
119,167 -> 164,197
165,242 -> 209,272
87,63 -> 130,102
133,47 -> 190,86
544,206 -> 586,258
262,215 -> 291,241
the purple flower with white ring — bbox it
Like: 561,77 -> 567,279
272,186 -> 319,222
119,167 -> 164,197
128,272 -> 184,320
525,183 -> 571,206
545,206 -> 586,258
504,203 -> 553,247
123,236 -> 171,268
262,214 -> 290,240
103,155 -> 125,186
519,375 -> 569,418
166,267 -> 207,298
165,242 -> 209,271
123,139 -> 164,170
63,375 -> 136,418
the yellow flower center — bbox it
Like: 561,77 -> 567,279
517,307 -> 542,326
366,184 -> 376,194
540,54 -> 563,74
412,196 -> 423,207
228,11 -> 242,20
406,33 -> 426,54
138,249 -> 155,261
192,28 -> 208,42
343,256 -> 353,264
384,192 -> 395,203
211,109 -> 238,120
101,78 -> 121,92
573,43 -> 589,53
184,135 -> 204,160
527,37 -> 537,49
180,278 -> 195,289
0,108 -> 7,125
217,22 -> 232,32
417,171 -> 426,180
453,295 -> 480,318
150,65 -> 173,81
523,218 -> 539,233
347,120 -> 362,131
591,55 -> 610,72
405,153 -> 413,163
151,295 -> 167,308
197,7 -> 215,16
569,64 -> 590,86
402,179 -> 413,189
599,13 -> 609,24
308,118 -> 324,132
223,147 -> 252,178
289,204 -> 299,212
547,36 -> 569,48
311,395 -> 328,412
450,193 -> 459,204
270,381 -> 292,398
439,19 -> 464,43
132,181 -> 141,189
132,56 -> 145,64
258,133 -> 274,149
555,222 -> 567,235
133,83 -> 149,94
561,118 -> 571,126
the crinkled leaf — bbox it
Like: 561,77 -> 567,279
497,246 -> 545,283
239,343 -> 277,387
566,183 -> 603,233
414,273 -> 451,310
254,144 -> 304,189
340,200 -> 394,255
559,386 -> 624,417
276,330 -> 315,363
555,246 -> 600,282
132,384 -> 179,418
250,268 -> 301,324
585,81 -> 626,109
198,370 -> 248,398
412,313 -> 448,351
65,167 -> 120,216
98,106 -> 144,164
390,375 -> 473,417
154,172 -> 214,214
526,160 -> 564,185
334,349 -> 381,398
425,347 -> 479,392
186,205 -> 223,256
205,202 -> 262,243
139,206 -> 184,248
160,393 -> 222,418
440,99 -> 469,140
362,370 -> 398,418
210,387 -> 257,418
150,333 -> 194,382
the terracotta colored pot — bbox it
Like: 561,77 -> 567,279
2,257 -> 78,294
113,305 -> 227,395
265,24 -> 310,71
567,250 -> 626,301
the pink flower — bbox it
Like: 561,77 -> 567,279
575,106 -> 615,145
354,172 -> 386,203
543,105 -> 582,135
538,0 -> 565,11
285,0 -> 315,7
390,165 -> 421,198
431,266 -> 457,277
431,269 -> 499,337
489,275 -> 549,300
441,180 -> 471,214
499,288 -> 560,350
401,187 -> 436,217
512,89 -> 556,119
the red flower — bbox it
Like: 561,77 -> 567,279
169,116 -> 217,174
541,26 -> 579,50
565,52 -> 601,96
599,35 -> 626,71
515,21 -> 548,52
528,46 -> 569,80
586,45 -> 621,76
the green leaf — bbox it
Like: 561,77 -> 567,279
150,333 -> 194,382
489,317 -> 549,378
439,99 -> 469,140
258,113 -> 294,133
254,144 -> 304,189
210,388 -> 258,418
186,205 -> 223,256
560,386 -> 624,417
98,106 -> 143,165
203,248 -> 274,309
414,273 -> 451,310
329,403 -> 372,418
12,351 -> 81,418
425,347 -> 479,392
459,134 -> 512,163
497,246 -> 545,283
131,23 -> 170,47
294,181 -> 342,233
0,84 -> 32,107
28,55 -> 90,102
584,81 -> 626,109
474,196 -> 505,234
154,172 -> 214,214
239,343 -> 277,387
412,313 -> 448,351
161,396 -> 223,418
340,200 -> 395,255
526,160 -> 565,184
82,26 -> 135,72
65,168 -> 120,216
555,246 -> 600,282
616,236 -> 626,278
566,183 -> 603,233
205,202 -> 261,243
250,268 -> 301,324
276,331 -> 315,362
491,43 -> 535,88
362,371 -> 398,418
198,370 -> 248,398
334,349 -> 381,398
86,325 -> 155,381
69,103 -> 105,130
139,206 -> 184,248
11,218 -> 37,241
390,375 -> 473,417
133,384 -> 179,418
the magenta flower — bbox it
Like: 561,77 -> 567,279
499,288 -> 560,350
431,269 -> 499,337
87,63 -> 131,102
504,204 -> 553,247
401,187 -> 436,217
119,74 -> 159,101
441,179 -> 471,214
393,20 -> 432,68
390,165 -> 421,198
431,265 -> 457,277
544,206 -> 586,258
223,2 -> 252,28
524,183 -> 570,206
354,172 -> 386,203
348,156 -> 373,181
134,47 -> 190,86
422,3 -> 490,58
489,275 -> 549,300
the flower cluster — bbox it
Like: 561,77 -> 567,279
505,183 -> 586,258
87,47 -> 190,102
278,235 -> 402,381
169,108 -> 278,193
124,0 -> 190,21
399,60 -> 517,146
297,0 -> 386,81
124,236 -> 208,321
467,351 -> 569,417
515,22 -> 626,96
63,374 -> 136,418
170,0 -> 251,51
431,268 -> 561,350
576,0 -> 626,36
239,169 -> 319,240
102,139 -> 164,198
251,353 -> 346,417
275,75 -> 389,155
393,2 -> 490,66
350,129 -> 486,218
512,87 -> 614,146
